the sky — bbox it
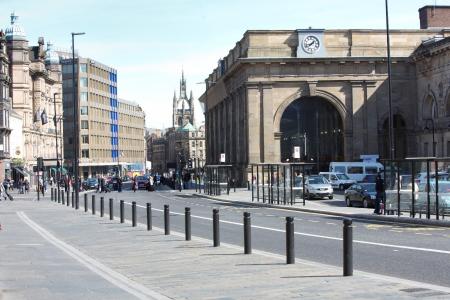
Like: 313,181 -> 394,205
0,0 -> 446,128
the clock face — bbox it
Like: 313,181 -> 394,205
302,35 -> 320,54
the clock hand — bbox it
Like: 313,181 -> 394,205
307,40 -> 315,47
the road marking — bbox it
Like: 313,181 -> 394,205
308,220 -> 320,223
17,211 -> 170,300
15,243 -> 43,246
123,201 -> 450,255
415,233 -> 432,236
388,230 -> 404,233
326,222 -> 337,226
99,205 -> 450,294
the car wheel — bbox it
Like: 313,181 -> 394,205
362,198 -> 369,208
345,197 -> 352,207
339,184 -> 343,191
328,195 -> 333,200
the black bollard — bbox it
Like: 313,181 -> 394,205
343,218 -> 353,276
84,193 -> 88,212
244,212 -> 251,254
67,190 -> 70,206
120,200 -> 124,223
185,207 -> 191,241
146,203 -> 152,231
247,180 -> 250,191
109,198 -> 114,220
164,205 -> 170,235
213,209 -> 220,247
75,192 -> 79,210
100,197 -> 104,217
58,188 -> 61,203
132,201 -> 137,227
51,188 -> 54,201
286,216 -> 295,264
92,195 -> 96,215
61,190 -> 65,205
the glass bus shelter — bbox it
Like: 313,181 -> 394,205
381,157 -> 450,220
203,165 -> 233,196
250,163 -> 315,205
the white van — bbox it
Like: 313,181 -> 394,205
319,172 -> 356,190
329,162 -> 384,182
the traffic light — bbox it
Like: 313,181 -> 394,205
188,159 -> 193,169
37,157 -> 44,172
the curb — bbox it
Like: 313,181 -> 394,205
192,193 -> 450,228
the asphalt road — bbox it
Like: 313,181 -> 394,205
87,187 -> 450,288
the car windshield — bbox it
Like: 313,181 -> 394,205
360,184 -> 375,192
87,179 -> 96,183
336,174 -> 350,180
308,176 -> 327,184
136,176 -> 146,180
438,183 -> 450,193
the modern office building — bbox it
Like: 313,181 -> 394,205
59,53 -> 145,178
5,13 -> 63,182
199,5 -> 450,183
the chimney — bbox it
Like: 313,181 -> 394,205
419,6 -> 450,29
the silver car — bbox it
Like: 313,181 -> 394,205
305,175 -> 333,199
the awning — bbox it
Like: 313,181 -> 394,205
13,167 -> 27,177
49,167 -> 68,175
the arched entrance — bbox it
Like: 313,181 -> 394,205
380,114 -> 407,159
280,96 -> 344,171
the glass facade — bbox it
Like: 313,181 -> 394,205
109,70 -> 118,160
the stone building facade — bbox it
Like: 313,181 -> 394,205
5,13 -> 63,179
200,6 -> 450,183
0,30 -> 11,180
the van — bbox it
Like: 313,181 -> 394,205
319,172 -> 356,190
329,162 -> 384,182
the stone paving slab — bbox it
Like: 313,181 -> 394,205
1,198 -> 450,299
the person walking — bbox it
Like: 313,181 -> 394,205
374,173 -> 384,215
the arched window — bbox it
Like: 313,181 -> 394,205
423,95 -> 438,120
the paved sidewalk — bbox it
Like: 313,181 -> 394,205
191,188 -> 450,227
1,196 -> 450,299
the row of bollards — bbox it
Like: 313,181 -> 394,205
51,189 -> 353,277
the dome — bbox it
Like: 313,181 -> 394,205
5,13 -> 26,41
45,42 -> 60,65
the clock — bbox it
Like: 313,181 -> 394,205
302,35 -> 320,54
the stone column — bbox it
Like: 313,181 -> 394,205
350,81 -> 365,160
246,84 -> 260,164
261,83 -> 275,163
366,81 -> 378,154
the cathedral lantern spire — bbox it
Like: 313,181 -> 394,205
172,70 -> 195,128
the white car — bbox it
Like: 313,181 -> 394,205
415,172 -> 448,184
305,175 -> 333,199
319,172 -> 356,190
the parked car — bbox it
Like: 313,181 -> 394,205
344,183 -> 376,208
417,181 -> 450,214
415,172 -> 449,184
82,178 -> 98,190
319,172 -> 356,190
329,161 -> 383,182
305,175 -> 333,199
135,176 -> 149,189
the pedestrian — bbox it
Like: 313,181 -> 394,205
24,179 -> 29,194
132,177 -> 137,192
374,173 -> 384,215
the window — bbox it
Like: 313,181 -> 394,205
424,142 -> 429,157
81,149 -> 89,158
334,166 -> 346,173
81,135 -> 89,144
80,63 -> 87,73
80,106 -> 88,115
80,92 -> 88,102
365,167 -> 378,174
199,141 -> 203,147
68,137 -> 73,145
80,77 -> 88,87
347,166 -> 363,174
81,120 -> 89,129
447,141 -> 450,157
192,141 -> 195,147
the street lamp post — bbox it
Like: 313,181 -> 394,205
385,0 -> 395,160
53,92 -> 60,201
425,118 -> 436,157
71,32 -> 85,206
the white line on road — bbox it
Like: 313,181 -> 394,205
17,211 -> 171,300
124,201 -> 450,255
